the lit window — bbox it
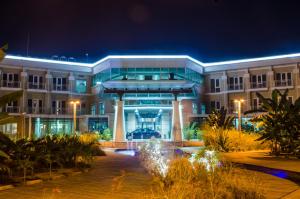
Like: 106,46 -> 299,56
192,102 -> 198,114
76,80 -> 87,93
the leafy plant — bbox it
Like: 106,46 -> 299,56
183,122 -> 200,140
102,128 -> 112,141
245,89 -> 300,155
206,107 -> 234,130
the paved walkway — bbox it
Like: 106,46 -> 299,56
1,149 -> 299,199
221,150 -> 300,173
221,150 -> 300,199
0,151 -> 152,199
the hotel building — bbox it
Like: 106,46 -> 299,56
1,53 -> 300,142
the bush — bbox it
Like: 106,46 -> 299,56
90,144 -> 106,156
202,125 -> 270,152
101,128 -> 112,141
149,158 -> 265,199
0,133 -> 105,184
79,132 -> 100,144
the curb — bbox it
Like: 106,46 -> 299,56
282,188 -> 300,199
0,170 -> 85,192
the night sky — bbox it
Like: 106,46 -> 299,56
1,0 -> 300,63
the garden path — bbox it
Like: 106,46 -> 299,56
1,149 -> 299,199
0,150 -> 152,199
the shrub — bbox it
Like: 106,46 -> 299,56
102,128 -> 112,141
79,132 -> 100,144
149,158 -> 265,199
202,125 -> 270,152
90,144 -> 106,156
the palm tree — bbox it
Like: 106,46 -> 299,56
206,107 -> 234,130
245,89 -> 300,155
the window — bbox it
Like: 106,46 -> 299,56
91,104 -> 96,115
28,99 -> 43,114
210,78 -> 220,93
28,75 -> 44,89
99,102 -> 105,115
192,102 -> 198,114
6,101 -> 18,113
52,100 -> 66,114
53,77 -> 67,91
210,101 -> 220,111
75,80 -> 87,93
250,74 -> 267,88
229,100 -> 235,114
288,96 -> 293,103
275,72 -> 292,87
2,73 -> 19,88
201,104 -> 206,114
228,76 -> 243,90
253,98 -> 261,110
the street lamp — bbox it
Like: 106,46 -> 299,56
70,100 -> 80,135
234,99 -> 244,131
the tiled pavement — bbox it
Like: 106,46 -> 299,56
1,149 -> 300,199
0,151 -> 152,199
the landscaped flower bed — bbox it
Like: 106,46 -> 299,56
0,132 -> 105,186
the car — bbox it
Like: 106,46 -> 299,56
126,128 -> 161,140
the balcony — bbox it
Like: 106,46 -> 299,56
250,81 -> 267,89
28,82 -> 46,90
274,80 -> 293,87
210,88 -> 221,93
27,107 -> 44,114
76,108 -> 87,115
51,108 -> 68,115
227,84 -> 243,91
52,84 -> 68,91
1,80 -> 21,88
6,106 -> 20,113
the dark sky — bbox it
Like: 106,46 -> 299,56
1,0 -> 300,63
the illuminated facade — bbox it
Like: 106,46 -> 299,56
1,53 -> 300,142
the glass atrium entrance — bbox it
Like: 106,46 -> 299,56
124,101 -> 172,141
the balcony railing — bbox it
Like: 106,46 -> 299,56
28,82 -> 45,90
228,84 -> 243,91
1,80 -> 21,88
27,107 -> 44,114
210,88 -> 221,93
6,107 -> 20,113
250,81 -> 267,89
52,84 -> 68,91
274,80 -> 293,87
51,108 -> 68,115
76,108 -> 87,115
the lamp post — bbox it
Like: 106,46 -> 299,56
70,100 -> 80,135
234,99 -> 244,131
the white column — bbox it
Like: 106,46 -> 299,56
21,71 -> 27,113
68,73 -> 75,92
114,101 -> 125,142
45,72 -> 52,114
293,66 -> 299,99
172,100 -> 182,142
243,73 -> 250,111
221,73 -> 228,109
